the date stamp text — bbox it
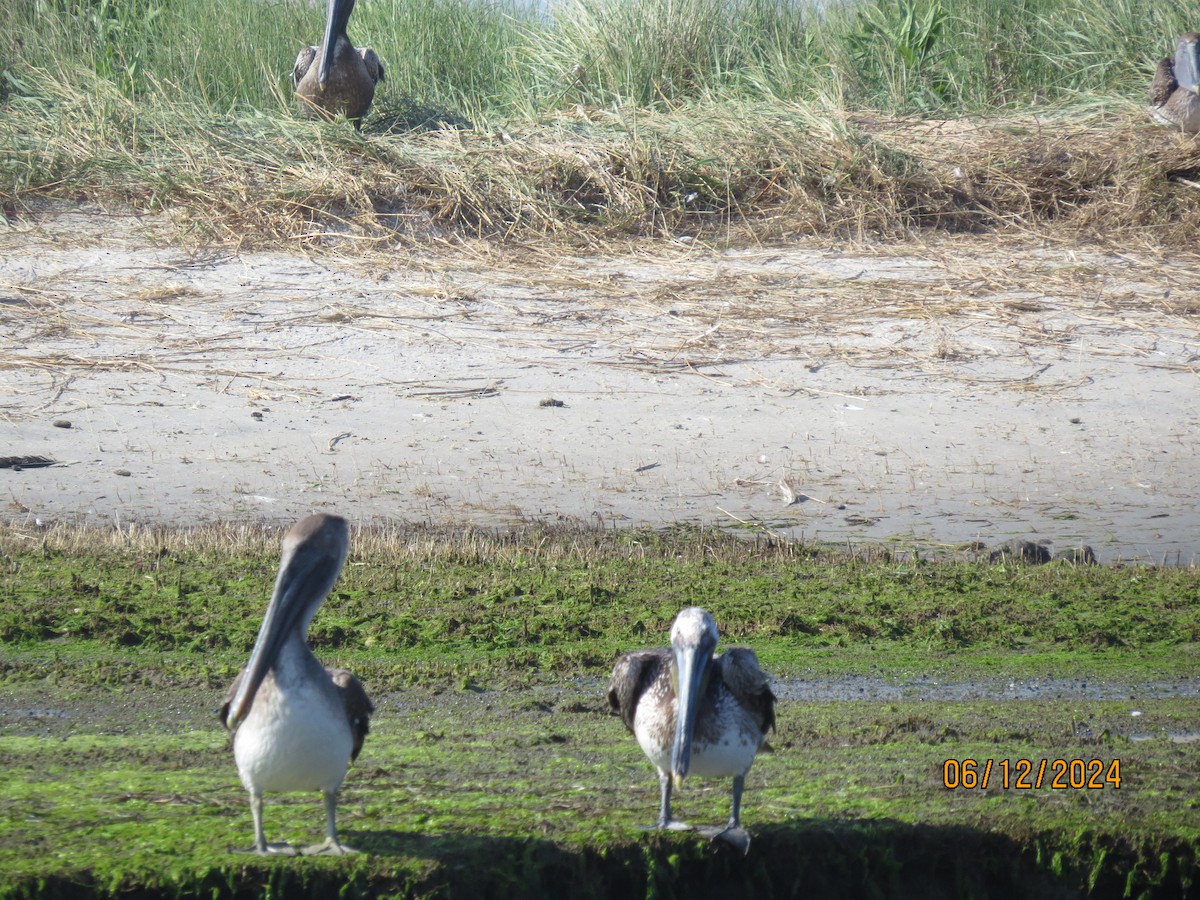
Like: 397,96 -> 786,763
942,758 -> 1122,790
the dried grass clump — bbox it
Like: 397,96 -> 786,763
292,107 -> 1200,248
862,110 -> 1200,244
4,63 -> 1200,248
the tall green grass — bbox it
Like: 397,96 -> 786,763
4,0 -> 1196,120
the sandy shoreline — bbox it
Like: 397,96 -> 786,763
2,210 -> 1198,563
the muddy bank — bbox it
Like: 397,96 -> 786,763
8,824 -> 1193,900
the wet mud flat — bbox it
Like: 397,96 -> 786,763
2,212 -> 1199,563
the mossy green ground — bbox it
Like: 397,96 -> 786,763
0,525 -> 1197,898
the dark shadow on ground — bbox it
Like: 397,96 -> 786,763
350,818 -> 1195,900
364,98 -> 473,135
13,818 -> 1197,899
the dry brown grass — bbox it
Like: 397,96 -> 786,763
5,64 -> 1200,250
0,519 -> 819,567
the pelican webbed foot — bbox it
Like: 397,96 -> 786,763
233,842 -> 300,856
301,838 -> 360,856
696,824 -> 752,855
636,820 -> 694,832
300,791 -> 361,855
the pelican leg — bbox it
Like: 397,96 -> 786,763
640,770 -> 692,831
728,773 -> 744,829
657,772 -> 676,830
657,770 -> 673,827
697,775 -> 752,855
302,791 -> 360,855
235,792 -> 298,855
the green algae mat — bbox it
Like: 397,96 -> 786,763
0,525 -> 1197,898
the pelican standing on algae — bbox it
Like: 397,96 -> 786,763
607,607 -> 776,855
219,514 -> 373,856
293,0 -> 385,127
1150,33 -> 1200,131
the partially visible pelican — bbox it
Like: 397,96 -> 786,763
219,514 -> 373,856
607,607 -> 775,855
293,0 -> 385,127
1150,33 -> 1200,132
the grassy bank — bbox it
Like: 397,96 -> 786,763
4,0 -> 1200,246
0,524 -> 1197,897
2,522 -> 1198,683
1,692 -> 1197,898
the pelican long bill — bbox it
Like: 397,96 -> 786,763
224,522 -> 347,731
316,0 -> 352,89
669,621 -> 716,784
1178,35 -> 1200,95
1150,32 -> 1200,130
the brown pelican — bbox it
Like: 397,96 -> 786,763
293,0 -> 385,127
607,607 -> 775,855
219,514 -> 373,856
1150,33 -> 1200,132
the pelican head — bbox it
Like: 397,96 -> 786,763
669,607 -> 719,783
317,0 -> 357,89
223,514 -> 349,731
1176,33 -> 1200,96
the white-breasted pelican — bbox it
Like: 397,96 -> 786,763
607,607 -> 775,855
219,513 -> 373,856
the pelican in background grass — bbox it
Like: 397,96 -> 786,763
1150,32 -> 1200,132
607,607 -> 776,855
219,513 -> 373,856
293,0 -> 385,127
